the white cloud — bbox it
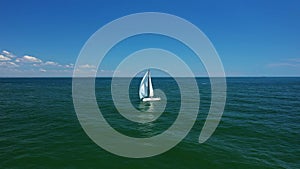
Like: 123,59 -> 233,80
0,61 -> 19,67
16,55 -> 42,63
79,64 -> 96,69
267,58 -> 300,68
267,63 -> 298,67
74,68 -> 97,77
2,50 -> 10,55
65,63 -> 74,68
23,55 -> 42,62
1,50 -> 16,58
32,61 -> 63,67
288,58 -> 300,63
0,54 -> 11,61
44,61 -> 58,66
39,68 -> 46,72
0,50 -> 78,76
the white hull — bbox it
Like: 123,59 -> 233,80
142,97 -> 161,102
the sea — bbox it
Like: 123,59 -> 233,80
0,77 -> 299,169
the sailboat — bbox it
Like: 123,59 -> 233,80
139,70 -> 161,102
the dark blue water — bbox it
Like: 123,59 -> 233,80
0,77 -> 299,168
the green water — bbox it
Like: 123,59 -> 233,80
0,78 -> 299,168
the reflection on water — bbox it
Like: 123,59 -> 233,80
136,101 -> 165,137
137,101 -> 154,112
136,101 -> 160,124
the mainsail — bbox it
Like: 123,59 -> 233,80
139,70 -> 149,99
139,70 -> 161,101
148,70 -> 154,97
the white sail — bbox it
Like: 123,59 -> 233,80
148,70 -> 154,97
139,71 -> 148,99
139,70 -> 161,101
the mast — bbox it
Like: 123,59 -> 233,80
148,69 -> 154,97
147,69 -> 150,97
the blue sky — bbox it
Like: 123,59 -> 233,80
0,0 -> 299,77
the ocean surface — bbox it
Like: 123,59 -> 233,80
0,77 -> 299,169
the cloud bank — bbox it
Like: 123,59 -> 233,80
0,50 -> 74,77
267,58 -> 300,68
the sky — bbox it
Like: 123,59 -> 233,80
0,0 -> 299,77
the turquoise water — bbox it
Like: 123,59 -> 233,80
0,77 -> 299,168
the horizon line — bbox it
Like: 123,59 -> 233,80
0,76 -> 300,78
